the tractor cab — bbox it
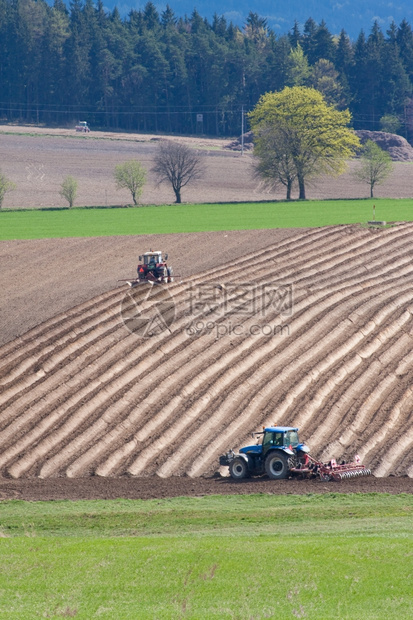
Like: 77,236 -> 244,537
75,121 -> 90,132
139,251 -> 167,266
220,426 -> 310,480
262,428 -> 300,453
241,426 -> 304,458
134,250 -> 173,284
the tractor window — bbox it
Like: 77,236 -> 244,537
263,432 -> 283,448
262,432 -> 273,449
273,433 -> 283,446
145,255 -> 157,265
284,430 -> 299,447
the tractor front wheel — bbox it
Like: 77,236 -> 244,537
229,457 -> 249,480
265,452 -> 289,480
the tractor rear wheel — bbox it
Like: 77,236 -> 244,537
229,457 -> 249,480
265,451 -> 289,479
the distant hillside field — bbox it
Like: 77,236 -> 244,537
1,128 -> 413,212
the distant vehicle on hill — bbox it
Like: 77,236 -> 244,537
75,121 -> 90,133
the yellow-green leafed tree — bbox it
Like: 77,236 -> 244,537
249,86 -> 360,199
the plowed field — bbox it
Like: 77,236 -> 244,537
2,125 -> 413,208
1,222 -> 413,492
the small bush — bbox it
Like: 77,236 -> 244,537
114,160 -> 146,205
0,170 -> 16,208
60,176 -> 78,208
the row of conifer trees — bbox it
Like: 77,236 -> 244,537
1,0 -> 413,137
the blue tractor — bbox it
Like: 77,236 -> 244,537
219,425 -> 371,481
220,426 -> 310,480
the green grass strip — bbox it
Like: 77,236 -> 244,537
0,493 -> 412,538
0,494 -> 412,618
1,198 -> 412,240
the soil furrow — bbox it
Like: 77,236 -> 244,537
4,223 -> 413,479
359,385 -> 413,474
95,281 -> 386,476
306,324 -> 413,454
187,285 -> 413,476
185,226 -> 350,284
0,289 -> 123,368
359,380 -> 413,477
90,265 -> 413,475
7,286 -> 264,476
126,279 -> 412,477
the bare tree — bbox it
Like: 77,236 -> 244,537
152,141 -> 203,203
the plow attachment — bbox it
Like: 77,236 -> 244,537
290,454 -> 371,482
118,278 -> 140,287
118,278 -> 150,288
316,459 -> 372,481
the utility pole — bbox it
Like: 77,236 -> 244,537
241,105 -> 244,155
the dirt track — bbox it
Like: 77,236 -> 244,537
0,475 -> 411,501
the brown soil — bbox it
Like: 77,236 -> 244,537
0,475 -> 411,501
2,124 -> 413,208
2,222 -> 413,488
0,229 -> 299,347
1,128 -> 413,501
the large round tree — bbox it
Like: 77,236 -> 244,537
249,86 -> 360,199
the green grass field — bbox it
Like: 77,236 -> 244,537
1,198 -> 412,240
0,493 -> 412,619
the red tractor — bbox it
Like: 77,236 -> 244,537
75,121 -> 90,132
123,251 -> 174,287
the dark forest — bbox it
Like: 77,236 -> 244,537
2,0 -> 413,139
